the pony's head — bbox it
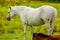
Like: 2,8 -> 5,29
7,7 -> 15,21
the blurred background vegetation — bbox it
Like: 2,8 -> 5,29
0,0 -> 60,40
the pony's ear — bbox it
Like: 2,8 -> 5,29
9,7 -> 11,9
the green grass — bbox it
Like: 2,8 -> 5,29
0,2 -> 60,40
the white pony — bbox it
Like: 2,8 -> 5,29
7,5 -> 57,40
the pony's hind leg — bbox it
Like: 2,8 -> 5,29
45,21 -> 52,35
50,12 -> 56,35
43,18 -> 52,35
50,17 -> 56,35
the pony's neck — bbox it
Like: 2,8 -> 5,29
14,7 -> 25,16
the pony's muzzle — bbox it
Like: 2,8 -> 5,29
7,17 -> 11,21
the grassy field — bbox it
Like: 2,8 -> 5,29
0,2 -> 60,40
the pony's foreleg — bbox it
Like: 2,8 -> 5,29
23,24 -> 26,40
30,26 -> 33,40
